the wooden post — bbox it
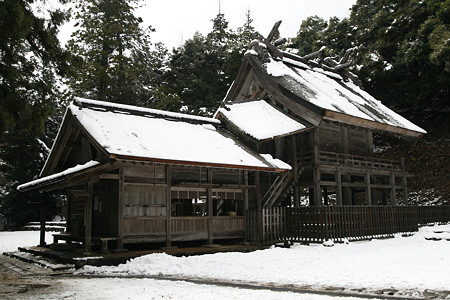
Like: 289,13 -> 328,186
255,172 -> 263,242
313,129 -> 322,205
117,166 -> 124,249
84,181 -> 93,254
323,187 -> 329,206
39,195 -> 47,247
336,168 -> 342,205
244,171 -> 249,241
371,176 -> 378,205
365,130 -> 373,157
365,170 -> 372,205
291,135 -> 299,207
166,165 -> 172,247
207,168 -> 213,245
390,172 -> 396,205
340,126 -> 351,205
401,158 -> 408,204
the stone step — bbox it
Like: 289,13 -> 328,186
3,251 -> 74,272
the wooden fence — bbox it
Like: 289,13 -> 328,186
247,206 -> 450,243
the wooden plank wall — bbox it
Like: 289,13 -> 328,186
248,206 -> 450,243
92,180 -> 118,237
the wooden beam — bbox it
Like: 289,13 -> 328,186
340,48 -> 353,64
256,172 -> 262,211
117,166 -> 124,249
266,21 -> 282,42
99,173 -> 119,180
313,129 -> 322,205
325,111 -> 424,138
39,196 -> 47,246
166,165 -> 172,247
366,129 -> 374,157
291,135 -> 299,207
207,169 -> 213,245
390,172 -> 396,205
365,170 -> 372,205
110,154 -> 290,173
401,158 -> 408,204
336,168 -> 343,205
84,181 -> 93,254
244,171 -> 249,241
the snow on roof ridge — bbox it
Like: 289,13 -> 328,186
74,97 -> 220,125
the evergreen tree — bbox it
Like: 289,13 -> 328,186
0,0 -> 69,227
349,0 -> 449,108
165,10 -> 260,115
167,33 -> 226,115
66,0 -> 169,107
290,16 -> 328,56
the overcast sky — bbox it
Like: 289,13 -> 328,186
58,0 -> 357,50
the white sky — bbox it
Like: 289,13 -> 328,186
58,0 -> 357,50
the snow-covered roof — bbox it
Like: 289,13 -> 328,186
74,97 -> 220,125
18,161 -> 100,191
262,56 -> 425,134
216,100 -> 309,140
69,99 -> 291,171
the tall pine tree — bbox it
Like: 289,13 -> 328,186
0,0 -> 69,228
66,0 -> 168,107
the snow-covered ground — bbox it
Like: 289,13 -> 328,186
1,225 -> 449,299
78,224 -> 450,298
0,231 -> 54,253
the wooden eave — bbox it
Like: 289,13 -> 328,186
110,154 -> 290,173
323,111 -> 424,138
20,161 -> 119,193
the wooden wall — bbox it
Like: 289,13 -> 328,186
92,179 -> 118,237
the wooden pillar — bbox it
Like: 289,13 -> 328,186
291,135 -> 299,207
313,129 -> 322,205
365,170 -> 372,205
401,158 -> 408,204
207,168 -> 213,245
166,165 -> 172,247
371,176 -> 378,205
323,187 -> 329,206
365,130 -> 373,156
255,172 -> 263,242
336,168 -> 342,205
340,126 -> 351,205
244,171 -> 249,241
256,172 -> 262,211
84,182 -> 93,254
117,166 -> 124,249
390,172 -> 396,205
308,188 -> 315,206
39,195 -> 47,247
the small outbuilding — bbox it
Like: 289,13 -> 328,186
18,98 -> 290,252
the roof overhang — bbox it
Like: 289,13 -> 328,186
324,110 -> 425,138
110,154 -> 290,173
18,161 -> 118,193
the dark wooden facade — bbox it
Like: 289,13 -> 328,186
61,163 -> 256,251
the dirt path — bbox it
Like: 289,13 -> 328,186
0,255 -> 59,299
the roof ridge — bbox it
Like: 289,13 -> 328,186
73,97 -> 221,125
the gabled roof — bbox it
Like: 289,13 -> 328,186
223,41 -> 426,138
39,98 -> 291,180
216,99 -> 310,141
